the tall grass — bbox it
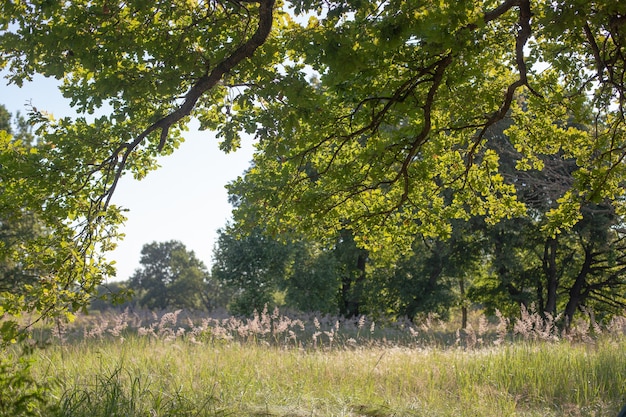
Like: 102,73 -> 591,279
31,337 -> 626,416
19,307 -> 626,417
45,304 -> 626,348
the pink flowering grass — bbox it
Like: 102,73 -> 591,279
43,304 -> 626,351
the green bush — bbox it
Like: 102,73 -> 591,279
0,353 -> 56,417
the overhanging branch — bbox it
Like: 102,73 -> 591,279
102,0 -> 276,210
464,0 -> 537,172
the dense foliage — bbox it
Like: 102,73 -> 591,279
1,0 -> 626,340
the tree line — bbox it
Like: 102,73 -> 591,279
1,0 -> 626,342
3,95 -> 624,328
105,128 -> 626,328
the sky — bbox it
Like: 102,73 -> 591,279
2,73 -> 255,281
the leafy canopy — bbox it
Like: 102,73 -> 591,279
229,0 -> 626,261
1,0 -> 625,337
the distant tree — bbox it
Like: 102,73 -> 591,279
280,240 -> 340,314
365,218 -> 485,324
331,229 -> 368,318
213,223 -> 377,316
0,105 -> 9,132
128,240 -> 217,311
89,281 -> 133,311
0,104 -> 34,143
212,226 -> 290,315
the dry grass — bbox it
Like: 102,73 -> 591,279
15,306 -> 626,417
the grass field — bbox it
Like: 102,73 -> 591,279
3,308 -> 626,416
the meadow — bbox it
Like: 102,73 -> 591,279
3,307 -> 626,417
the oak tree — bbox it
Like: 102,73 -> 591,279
230,0 -> 626,262
1,0 -> 625,339
0,0 -> 279,340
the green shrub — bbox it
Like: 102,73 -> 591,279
0,353 -> 56,417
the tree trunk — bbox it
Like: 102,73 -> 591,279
542,236 -> 559,316
337,229 -> 368,318
339,251 -> 366,318
460,275 -> 467,330
563,248 -> 593,330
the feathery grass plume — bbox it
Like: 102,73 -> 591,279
106,309 -> 129,338
83,319 -> 108,340
51,319 -> 68,344
323,329 -> 335,349
464,323 -> 478,349
563,316 -> 593,343
358,315 -> 366,330
157,310 -> 181,331
512,304 -> 533,338
312,331 -> 322,349
494,309 -> 509,346
606,315 -> 626,337
513,303 -> 560,342
39,305 -> 626,350
477,314 -> 488,339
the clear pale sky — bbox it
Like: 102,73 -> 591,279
2,73 -> 255,281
